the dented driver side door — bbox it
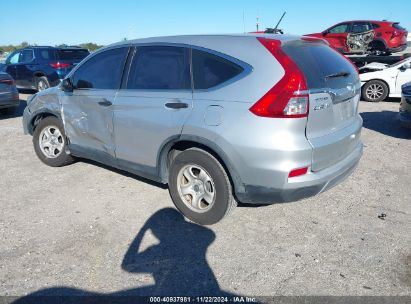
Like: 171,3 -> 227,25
60,47 -> 129,163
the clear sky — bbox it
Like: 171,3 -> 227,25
1,0 -> 410,46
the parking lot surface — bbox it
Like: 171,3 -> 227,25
0,93 -> 410,297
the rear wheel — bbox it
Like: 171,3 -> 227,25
168,148 -> 236,225
33,116 -> 74,167
362,80 -> 389,102
36,76 -> 50,92
369,40 -> 389,56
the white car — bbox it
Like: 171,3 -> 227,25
359,57 -> 411,102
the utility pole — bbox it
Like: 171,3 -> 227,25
256,16 -> 260,32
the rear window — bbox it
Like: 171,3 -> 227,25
392,23 -> 406,31
282,41 -> 358,89
192,49 -> 244,90
56,49 -> 89,61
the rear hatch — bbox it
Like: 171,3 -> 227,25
392,23 -> 408,44
282,40 -> 362,171
53,48 -> 90,76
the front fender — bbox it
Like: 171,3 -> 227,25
24,88 -> 63,134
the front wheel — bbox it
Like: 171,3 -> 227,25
361,80 -> 389,102
33,116 -> 75,167
168,148 -> 236,225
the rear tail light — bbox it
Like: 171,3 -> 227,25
0,79 -> 14,85
390,30 -> 402,39
288,167 -> 309,178
49,62 -> 71,69
249,38 -> 309,118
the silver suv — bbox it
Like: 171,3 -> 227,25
23,34 -> 363,225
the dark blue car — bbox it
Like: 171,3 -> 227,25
2,46 -> 89,91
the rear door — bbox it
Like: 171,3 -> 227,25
283,40 -> 362,171
113,45 -> 192,173
61,47 -> 128,163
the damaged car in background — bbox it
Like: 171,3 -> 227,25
359,57 -> 411,102
307,20 -> 408,55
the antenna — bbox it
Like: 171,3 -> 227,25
273,12 -> 286,32
243,11 -> 246,34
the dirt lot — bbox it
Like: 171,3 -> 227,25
0,93 -> 410,298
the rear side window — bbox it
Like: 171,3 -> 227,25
372,23 -> 380,29
19,50 -> 34,63
392,23 -> 406,31
282,41 -> 358,89
57,49 -> 89,61
351,22 -> 372,33
72,47 -> 128,90
192,49 -> 244,90
127,46 -> 190,90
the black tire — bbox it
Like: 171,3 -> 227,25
36,76 -> 50,92
168,148 -> 236,225
369,40 -> 389,56
361,80 -> 389,102
33,116 -> 74,167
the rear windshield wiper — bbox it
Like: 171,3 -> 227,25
325,71 -> 351,79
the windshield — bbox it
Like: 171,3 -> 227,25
389,58 -> 411,68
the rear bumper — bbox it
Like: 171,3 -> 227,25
399,110 -> 411,129
0,92 -> 19,109
388,44 -> 407,53
236,142 -> 363,204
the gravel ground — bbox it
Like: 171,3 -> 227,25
0,94 -> 410,298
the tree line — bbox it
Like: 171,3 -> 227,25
0,42 -> 103,53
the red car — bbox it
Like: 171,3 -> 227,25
307,20 -> 408,55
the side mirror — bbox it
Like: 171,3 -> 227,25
403,62 -> 411,70
61,78 -> 73,92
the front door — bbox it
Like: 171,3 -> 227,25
113,46 -> 193,177
60,47 -> 129,164
5,51 -> 20,84
395,61 -> 411,94
324,23 -> 351,53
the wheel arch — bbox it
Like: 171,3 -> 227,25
369,38 -> 388,50
28,110 -> 61,135
157,136 -> 245,196
33,71 -> 46,78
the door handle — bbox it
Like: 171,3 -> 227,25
165,102 -> 189,109
98,99 -> 112,107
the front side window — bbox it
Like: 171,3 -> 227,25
7,52 -> 20,64
192,49 -> 244,90
127,46 -> 190,90
328,24 -> 350,34
72,47 -> 128,90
